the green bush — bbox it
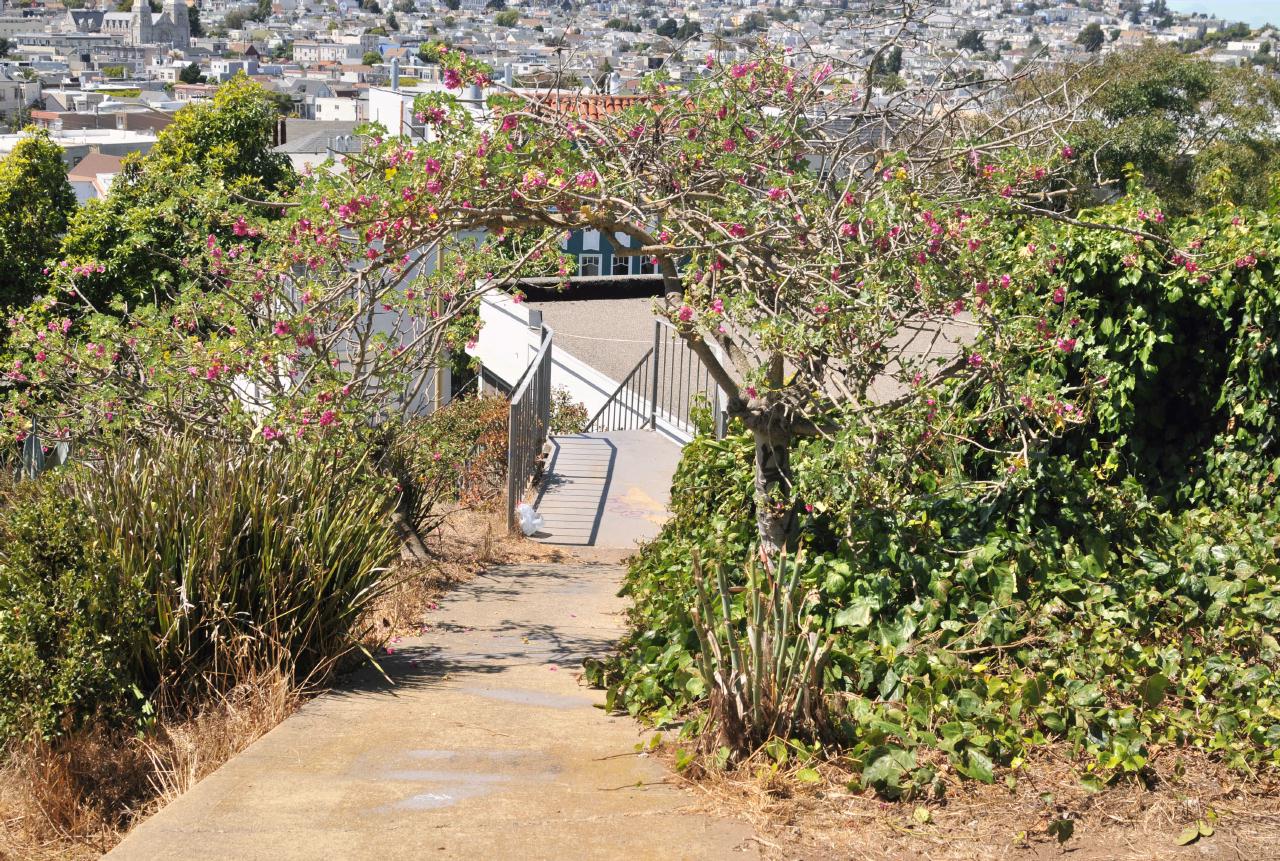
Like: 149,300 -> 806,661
598,434 -> 1280,793
0,434 -> 400,744
595,197 -> 1280,792
0,485 -> 146,742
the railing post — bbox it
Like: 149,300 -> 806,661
648,319 -> 661,429
507,404 -> 518,533
712,340 -> 727,439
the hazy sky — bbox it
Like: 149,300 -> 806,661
1166,1 -> 1278,28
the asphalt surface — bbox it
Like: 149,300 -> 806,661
527,298 -> 659,384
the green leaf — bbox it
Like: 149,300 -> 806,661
796,768 -> 822,784
1047,817 -> 1074,845
1138,672 -> 1168,708
833,602 -> 873,628
912,806 -> 932,824
1176,825 -> 1201,845
958,749 -> 995,783
862,745 -> 916,795
1021,674 -> 1050,707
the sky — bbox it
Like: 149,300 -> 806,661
1166,1 -> 1279,28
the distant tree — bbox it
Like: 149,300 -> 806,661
101,64 -> 127,78
1028,45 -> 1280,212
223,8 -> 250,29
188,2 -> 204,37
0,38 -> 12,58
656,17 -> 677,38
386,10 -> 399,30
873,45 -> 902,75
253,0 -> 271,20
1076,23 -> 1105,52
483,0 -> 505,8
675,19 -> 700,40
0,130 -> 76,314
394,0 -> 413,11
362,50 -> 383,65
442,0 -> 459,9
179,62 -> 205,84
493,9 -> 517,26
58,75 -> 296,310
957,28 -> 986,53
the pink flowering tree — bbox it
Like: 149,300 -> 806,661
3,45 -> 1159,553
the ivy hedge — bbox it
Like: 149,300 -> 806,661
590,198 -> 1280,796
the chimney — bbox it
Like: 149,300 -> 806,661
503,62 -> 513,87
390,56 -> 400,91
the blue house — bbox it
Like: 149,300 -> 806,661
561,228 -> 661,278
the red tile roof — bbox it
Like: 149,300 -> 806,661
529,93 -> 648,121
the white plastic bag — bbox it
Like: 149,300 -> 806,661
516,503 -> 544,536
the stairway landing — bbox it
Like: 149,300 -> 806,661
531,431 -> 682,550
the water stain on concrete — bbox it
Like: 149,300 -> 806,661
461,686 -> 592,710
368,748 -> 560,813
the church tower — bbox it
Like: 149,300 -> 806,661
130,0 -> 152,45
164,0 -> 190,48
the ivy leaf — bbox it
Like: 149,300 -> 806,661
833,602 -> 873,628
1047,817 -> 1074,845
957,749 -> 995,783
1021,674 -> 1050,707
1138,672 -> 1168,708
862,745 -> 916,796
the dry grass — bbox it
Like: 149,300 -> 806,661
664,744 -> 1280,860
0,666 -> 299,861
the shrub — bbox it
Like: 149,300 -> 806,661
0,434 -> 400,744
549,387 -> 588,434
597,433 -> 1280,793
387,395 -> 508,531
0,485 -> 145,742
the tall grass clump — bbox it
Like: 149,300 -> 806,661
0,434 -> 400,745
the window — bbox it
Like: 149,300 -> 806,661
610,232 -> 631,275
578,254 -> 601,277
634,255 -> 658,275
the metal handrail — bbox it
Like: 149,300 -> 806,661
584,347 -> 654,433
582,318 -> 726,439
506,325 -> 554,532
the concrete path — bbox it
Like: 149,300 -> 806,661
532,431 -> 682,549
108,560 -> 754,861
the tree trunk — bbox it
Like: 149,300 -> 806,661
752,427 -> 793,560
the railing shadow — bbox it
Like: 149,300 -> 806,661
531,435 -> 617,547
